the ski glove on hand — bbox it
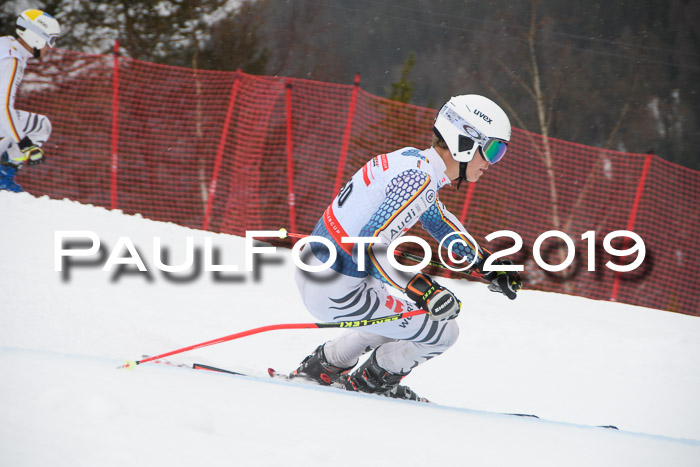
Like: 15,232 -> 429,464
483,260 -> 522,300
406,273 -> 461,321
18,137 -> 45,165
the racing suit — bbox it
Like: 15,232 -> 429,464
296,146 -> 484,374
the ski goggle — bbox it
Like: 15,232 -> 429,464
461,134 -> 508,164
18,23 -> 59,47
458,129 -> 508,164
441,106 -> 508,164
45,34 -> 58,47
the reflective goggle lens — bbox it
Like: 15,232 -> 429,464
482,139 -> 508,164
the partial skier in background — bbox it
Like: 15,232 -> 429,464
291,94 -> 522,401
0,9 -> 60,192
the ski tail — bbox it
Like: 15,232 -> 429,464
192,363 -> 246,376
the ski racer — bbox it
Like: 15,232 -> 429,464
0,9 -> 60,192
291,94 -> 523,400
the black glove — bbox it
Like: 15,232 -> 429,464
18,136 -> 45,165
406,273 -> 461,321
482,260 -> 522,300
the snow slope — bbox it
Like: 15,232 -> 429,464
1,191 -> 699,467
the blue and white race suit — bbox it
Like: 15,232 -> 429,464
295,146 -> 485,374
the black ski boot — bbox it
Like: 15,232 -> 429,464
342,351 -> 428,402
290,344 -> 354,385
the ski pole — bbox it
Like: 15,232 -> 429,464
119,309 -> 428,370
281,229 -> 485,280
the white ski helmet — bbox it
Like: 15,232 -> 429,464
433,94 -> 511,164
16,9 -> 61,51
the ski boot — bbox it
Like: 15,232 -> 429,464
290,344 -> 354,385
0,162 -> 23,193
341,350 -> 428,402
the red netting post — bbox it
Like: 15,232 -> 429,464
110,39 -> 120,210
332,73 -> 361,196
610,153 -> 653,301
202,72 -> 241,231
285,80 -> 298,239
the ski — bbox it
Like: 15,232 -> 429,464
192,363 -> 246,376
266,367 -> 291,380
144,355 -> 281,380
265,369 -> 618,428
144,355 -> 190,368
141,355 -> 246,375
267,367 -> 431,403
137,357 -> 617,430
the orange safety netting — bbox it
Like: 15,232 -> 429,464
14,48 -> 700,316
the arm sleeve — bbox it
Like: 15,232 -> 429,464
357,169 -> 435,291
419,198 -> 486,272
0,57 -> 23,143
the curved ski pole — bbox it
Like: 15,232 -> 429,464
119,309 -> 428,370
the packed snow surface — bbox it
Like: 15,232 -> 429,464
1,192 -> 699,466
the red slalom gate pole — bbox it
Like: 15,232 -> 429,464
119,309 -> 427,369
